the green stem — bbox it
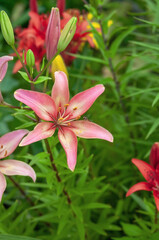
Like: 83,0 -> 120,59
12,45 -> 32,81
33,52 -> 59,82
155,206 -> 158,224
44,139 -> 71,204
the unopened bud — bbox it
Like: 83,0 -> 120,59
26,49 -> 35,67
45,8 -> 60,61
57,17 -> 77,52
0,11 -> 15,46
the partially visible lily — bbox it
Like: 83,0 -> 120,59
51,55 -> 68,80
14,71 -> 113,171
45,8 -> 60,61
126,143 -> 159,210
0,130 -> 36,201
29,0 -> 38,13
0,56 -> 13,82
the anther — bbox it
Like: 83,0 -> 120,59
64,104 -> 69,107
67,123 -> 71,126
73,107 -> 78,110
76,115 -> 81,120
58,117 -> 64,121
0,145 -> 3,149
4,150 -> 7,157
58,107 -> 62,111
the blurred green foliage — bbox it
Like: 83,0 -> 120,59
1,0 -> 159,239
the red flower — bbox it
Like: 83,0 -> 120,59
126,143 -> 159,210
13,11 -> 49,73
14,2 -> 100,71
60,9 -> 100,65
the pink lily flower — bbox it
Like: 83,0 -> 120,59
0,130 -> 36,201
14,71 -> 113,171
0,56 -> 13,82
45,8 -> 60,61
126,143 -> 159,210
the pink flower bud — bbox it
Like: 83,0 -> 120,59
45,8 -> 60,61
0,56 -> 13,82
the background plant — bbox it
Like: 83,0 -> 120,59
1,0 -> 159,240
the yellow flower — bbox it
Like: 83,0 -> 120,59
107,20 -> 113,27
51,55 -> 68,80
87,13 -> 93,21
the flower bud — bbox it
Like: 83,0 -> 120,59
0,56 -> 13,82
45,8 -> 60,61
26,49 -> 35,67
57,17 -> 77,52
0,11 -> 15,46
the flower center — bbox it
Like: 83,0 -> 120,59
55,104 -> 81,127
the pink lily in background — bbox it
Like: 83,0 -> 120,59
45,8 -> 60,61
0,130 -> 36,201
0,56 -> 13,82
126,143 -> 159,210
14,71 -> 113,171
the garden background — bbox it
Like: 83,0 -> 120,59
0,0 -> 159,239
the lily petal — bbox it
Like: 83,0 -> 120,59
65,84 -> 105,119
0,130 -> 29,159
58,127 -> 77,171
0,172 -> 6,201
0,56 -> 13,82
14,89 -> 57,121
0,160 -> 36,182
51,71 -> 69,110
153,191 -> 159,211
70,120 -> 113,142
126,182 -> 152,197
150,142 -> 159,170
20,122 -> 56,146
132,158 -> 156,182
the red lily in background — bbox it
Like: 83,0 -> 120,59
13,11 -> 49,73
126,143 -> 159,210
60,9 -> 100,65
14,0 -> 100,72
0,130 -> 36,201
14,71 -> 113,171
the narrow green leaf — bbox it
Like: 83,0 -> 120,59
0,235 -> 42,240
146,119 -> 159,139
121,222 -> 142,237
82,202 -> 111,209
65,53 -> 106,64
152,93 -> 159,107
131,41 -> 159,51
110,26 -> 136,58
34,76 -> 52,84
